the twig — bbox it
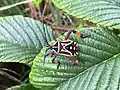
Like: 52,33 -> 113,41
51,25 -> 73,31
41,0 -> 47,20
44,19 -> 73,31
27,2 -> 38,19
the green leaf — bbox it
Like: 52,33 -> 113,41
0,15 -> 54,64
52,0 -> 120,29
29,27 -> 120,89
55,53 -> 120,90
34,0 -> 43,7
0,0 -> 33,16
6,83 -> 39,90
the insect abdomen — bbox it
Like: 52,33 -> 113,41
52,40 -> 78,56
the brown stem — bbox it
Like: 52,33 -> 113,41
41,0 -> 47,20
51,25 -> 73,31
37,6 -> 42,19
44,19 -> 53,25
44,19 -> 73,31
28,2 -> 38,19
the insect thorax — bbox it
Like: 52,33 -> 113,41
52,40 -> 78,56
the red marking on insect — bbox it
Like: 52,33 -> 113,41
75,60 -> 79,65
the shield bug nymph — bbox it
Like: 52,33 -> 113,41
42,27 -> 88,69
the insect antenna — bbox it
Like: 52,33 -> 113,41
42,47 -> 52,68
51,29 -> 57,41
39,20 -> 50,46
42,22 -> 56,45
42,23 -> 50,45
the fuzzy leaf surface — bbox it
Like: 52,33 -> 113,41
6,83 -> 39,90
0,15 -> 53,64
52,0 -> 120,29
30,27 -> 120,90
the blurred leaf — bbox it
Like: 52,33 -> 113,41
6,83 -> 39,90
29,27 -> 120,89
34,0 -> 43,7
52,0 -> 120,29
0,15 -> 54,64
0,0 -> 33,16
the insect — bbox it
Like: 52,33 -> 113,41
42,26 -> 88,69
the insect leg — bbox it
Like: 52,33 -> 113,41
64,30 -> 72,40
43,47 -> 54,68
52,30 -> 57,41
52,55 -> 60,69
64,30 -> 88,40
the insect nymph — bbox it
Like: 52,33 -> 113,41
43,28 -> 88,69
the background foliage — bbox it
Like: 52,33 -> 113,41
0,0 -> 120,90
